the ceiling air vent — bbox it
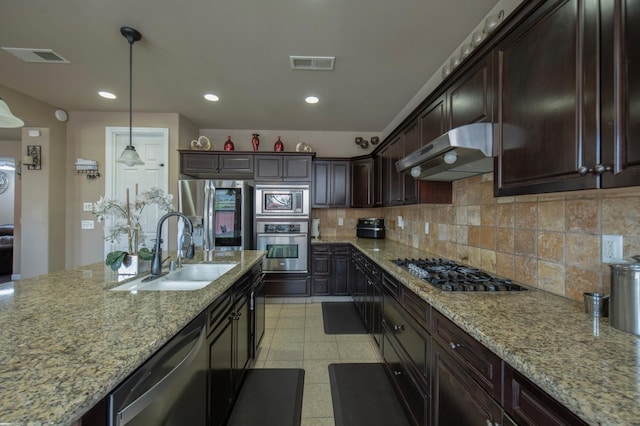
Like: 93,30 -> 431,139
2,47 -> 70,63
289,56 -> 335,71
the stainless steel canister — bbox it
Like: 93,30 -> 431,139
610,263 -> 640,336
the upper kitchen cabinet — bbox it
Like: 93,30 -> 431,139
419,94 -> 447,147
351,157 -> 375,208
180,151 -> 254,178
312,159 -> 351,208
494,0 -> 600,195
600,0 -> 640,188
254,154 -> 313,181
447,56 -> 494,129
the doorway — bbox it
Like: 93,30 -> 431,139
0,157 -> 16,283
104,127 -> 169,255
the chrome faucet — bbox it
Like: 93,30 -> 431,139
177,232 -> 194,268
150,212 -> 195,276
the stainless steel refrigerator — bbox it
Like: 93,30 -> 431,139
178,179 -> 253,253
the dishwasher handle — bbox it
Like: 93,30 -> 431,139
112,316 -> 206,426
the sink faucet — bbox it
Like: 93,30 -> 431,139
150,212 -> 195,276
177,232 -> 194,268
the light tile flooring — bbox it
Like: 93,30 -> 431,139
253,302 -> 382,425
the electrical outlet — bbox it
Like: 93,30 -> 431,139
83,202 -> 93,212
397,216 -> 404,229
81,220 -> 95,230
338,218 -> 344,226
424,222 -> 430,235
602,235 -> 623,263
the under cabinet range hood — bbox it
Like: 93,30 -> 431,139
395,123 -> 494,181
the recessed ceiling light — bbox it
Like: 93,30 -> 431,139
305,96 -> 319,104
204,93 -> 219,102
99,91 -> 116,99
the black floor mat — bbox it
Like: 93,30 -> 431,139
227,368 -> 304,426
329,363 -> 411,426
322,302 -> 367,334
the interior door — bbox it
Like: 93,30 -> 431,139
105,127 -> 168,254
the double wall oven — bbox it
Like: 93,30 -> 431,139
255,184 -> 310,273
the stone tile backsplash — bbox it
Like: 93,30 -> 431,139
312,173 -> 640,302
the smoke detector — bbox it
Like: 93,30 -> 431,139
2,47 -> 70,63
289,56 -> 335,71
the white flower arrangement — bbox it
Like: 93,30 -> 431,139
93,187 -> 174,270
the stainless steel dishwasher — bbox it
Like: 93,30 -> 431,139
108,312 -> 207,425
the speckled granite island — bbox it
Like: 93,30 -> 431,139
313,237 -> 640,426
0,250 -> 265,425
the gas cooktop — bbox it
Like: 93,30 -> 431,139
393,258 -> 526,292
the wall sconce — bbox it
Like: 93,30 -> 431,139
24,145 -> 41,170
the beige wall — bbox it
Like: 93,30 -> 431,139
312,173 -> 640,302
0,84 -> 67,278
199,129 -> 382,158
64,111 -> 198,268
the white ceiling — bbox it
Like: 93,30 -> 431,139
0,0 -> 499,134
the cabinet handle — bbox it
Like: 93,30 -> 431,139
393,370 -> 403,376
578,164 -> 612,176
394,324 -> 405,332
485,419 -> 499,426
449,342 -> 461,350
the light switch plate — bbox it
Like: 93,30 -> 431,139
338,218 -> 344,226
424,222 -> 430,234
81,220 -> 95,230
83,202 -> 93,212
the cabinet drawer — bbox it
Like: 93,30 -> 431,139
401,287 -> 430,330
312,245 -> 331,255
432,309 -> 502,401
207,288 -> 233,335
382,273 -> 400,298
332,245 -> 350,255
383,290 -> 430,386
504,364 -> 586,426
383,323 -> 428,426
312,277 -> 330,295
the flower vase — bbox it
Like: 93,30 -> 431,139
252,134 -> 260,151
224,136 -> 235,151
118,254 -> 150,275
274,136 -> 284,152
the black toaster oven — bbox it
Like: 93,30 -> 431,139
356,218 -> 385,239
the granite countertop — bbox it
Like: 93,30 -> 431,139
0,250 -> 265,425
314,237 -> 640,426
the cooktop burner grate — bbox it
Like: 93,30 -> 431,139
393,258 -> 526,292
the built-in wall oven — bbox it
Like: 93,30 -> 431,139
256,221 -> 308,273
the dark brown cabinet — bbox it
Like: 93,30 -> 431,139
447,57 -> 493,129
263,273 -> 310,297
311,244 -> 350,295
351,157 -> 375,208
504,364 -> 586,426
180,151 -> 254,178
600,0 -> 640,188
402,121 -> 420,204
494,0 -> 600,195
254,154 -> 313,181
312,160 -> 351,208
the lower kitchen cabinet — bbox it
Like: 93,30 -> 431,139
311,244 -> 350,296
350,248 -> 382,347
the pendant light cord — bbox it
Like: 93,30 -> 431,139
129,37 -> 133,148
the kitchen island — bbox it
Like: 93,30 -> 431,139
0,250 -> 265,425
313,237 -> 640,426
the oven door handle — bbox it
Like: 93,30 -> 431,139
256,233 -> 307,238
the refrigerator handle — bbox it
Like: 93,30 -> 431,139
204,182 -> 215,252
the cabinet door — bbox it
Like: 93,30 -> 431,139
495,0 -> 599,195
284,156 -> 312,180
208,318 -> 234,426
311,276 -> 331,295
601,0 -> 640,187
312,161 -> 331,207
218,154 -> 253,174
448,57 -> 493,129
254,155 -> 282,180
330,161 -> 351,207
377,144 -> 392,206
402,121 -> 420,205
351,158 -> 374,208
387,136 -> 404,205
181,153 -> 219,176
234,293 -> 251,388
419,94 -> 447,147
432,340 -> 503,426
333,247 -> 350,296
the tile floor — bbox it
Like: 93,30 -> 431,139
253,302 -> 382,426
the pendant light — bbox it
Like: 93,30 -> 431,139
0,98 -> 24,128
117,27 -> 144,166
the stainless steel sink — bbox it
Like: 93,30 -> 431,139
109,263 -> 238,291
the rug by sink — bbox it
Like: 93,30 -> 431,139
322,302 -> 367,334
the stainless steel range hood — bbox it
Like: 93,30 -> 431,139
395,123 -> 494,181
